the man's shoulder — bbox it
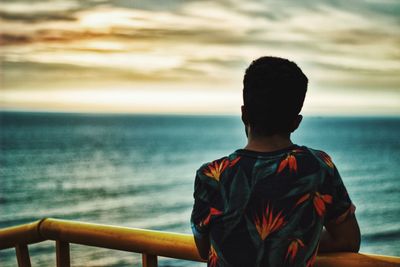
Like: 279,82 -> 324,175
305,146 -> 329,155
197,152 -> 240,169
196,152 -> 242,180
302,146 -> 336,171
195,146 -> 329,170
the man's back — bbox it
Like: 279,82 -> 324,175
191,56 -> 360,266
191,145 -> 355,267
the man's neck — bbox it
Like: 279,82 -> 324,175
244,132 -> 293,153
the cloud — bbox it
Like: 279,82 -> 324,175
0,33 -> 32,45
0,0 -> 399,114
0,1 -> 81,23
0,11 -> 76,22
1,60 -> 196,90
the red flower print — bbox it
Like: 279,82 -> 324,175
295,192 -> 332,217
295,193 -> 310,207
313,192 -> 333,217
285,238 -> 305,262
317,151 -> 334,169
229,156 -> 241,167
254,203 -> 286,240
203,157 -> 241,181
306,244 -> 319,267
277,154 -> 297,174
200,207 -> 223,227
335,203 -> 356,224
209,245 -> 218,267
204,159 -> 230,181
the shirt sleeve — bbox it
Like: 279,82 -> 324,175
324,165 -> 356,224
190,167 -> 212,239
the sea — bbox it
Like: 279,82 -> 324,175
0,111 -> 399,266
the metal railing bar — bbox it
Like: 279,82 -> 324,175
39,218 -> 205,262
316,252 -> 400,267
56,240 -> 70,267
15,244 -> 31,267
0,220 -> 45,249
1,218 -> 400,267
142,254 -> 158,267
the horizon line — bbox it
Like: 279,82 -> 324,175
1,108 -> 400,118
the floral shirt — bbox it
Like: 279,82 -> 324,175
191,145 -> 355,267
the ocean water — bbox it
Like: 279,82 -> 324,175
0,112 -> 399,266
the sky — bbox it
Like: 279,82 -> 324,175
0,0 -> 399,115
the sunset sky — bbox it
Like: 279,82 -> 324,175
1,0 -> 399,115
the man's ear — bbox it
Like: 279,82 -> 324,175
290,114 -> 303,132
241,105 -> 249,125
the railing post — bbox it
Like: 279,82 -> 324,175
142,253 -> 158,267
56,240 -> 70,267
15,244 -> 31,267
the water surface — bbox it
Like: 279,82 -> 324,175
0,112 -> 399,266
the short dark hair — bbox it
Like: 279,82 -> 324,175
243,56 -> 308,136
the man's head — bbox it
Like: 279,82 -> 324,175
242,56 -> 308,137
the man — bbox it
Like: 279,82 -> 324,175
190,56 -> 360,267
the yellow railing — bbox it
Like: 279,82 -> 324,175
0,218 -> 399,267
